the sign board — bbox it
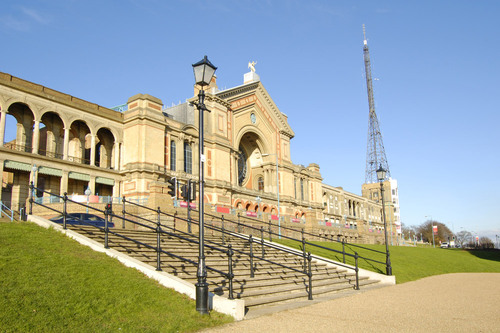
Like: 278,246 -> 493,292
433,225 -> 438,235
179,201 -> 196,209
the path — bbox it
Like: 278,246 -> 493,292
202,273 -> 500,332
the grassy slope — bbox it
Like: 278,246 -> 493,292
0,221 -> 232,333
275,239 -> 500,284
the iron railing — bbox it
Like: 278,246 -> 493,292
29,183 -> 365,303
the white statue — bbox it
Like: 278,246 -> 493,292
248,61 -> 257,72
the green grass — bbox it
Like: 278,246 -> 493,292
275,238 -> 500,284
0,221 -> 233,332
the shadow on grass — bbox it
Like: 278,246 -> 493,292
465,249 -> 500,262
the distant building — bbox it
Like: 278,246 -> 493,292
0,68 -> 391,243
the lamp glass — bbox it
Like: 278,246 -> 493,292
376,165 -> 386,181
192,56 -> 217,86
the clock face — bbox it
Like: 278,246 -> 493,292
250,113 -> 256,124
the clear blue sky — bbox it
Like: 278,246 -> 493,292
2,0 -> 499,240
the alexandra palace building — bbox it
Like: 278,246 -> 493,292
0,67 -> 397,244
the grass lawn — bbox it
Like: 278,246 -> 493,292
0,220 -> 233,332
275,238 -> 500,284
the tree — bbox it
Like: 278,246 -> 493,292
479,237 -> 494,249
456,230 -> 473,247
416,220 -> 453,245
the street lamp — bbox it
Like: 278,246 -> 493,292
425,215 -> 435,248
377,164 -> 392,275
262,153 -> 280,238
192,55 -> 217,315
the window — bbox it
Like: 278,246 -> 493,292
258,176 -> 264,191
300,178 -> 304,201
237,147 -> 247,186
184,142 -> 192,174
170,140 -> 176,171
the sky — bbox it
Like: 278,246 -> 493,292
1,0 -> 499,241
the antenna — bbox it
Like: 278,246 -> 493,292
363,25 -> 391,183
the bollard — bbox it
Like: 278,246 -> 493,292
63,193 -> 68,230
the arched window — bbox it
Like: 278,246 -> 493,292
184,142 -> 192,174
170,140 -> 176,171
258,176 -> 264,191
237,147 -> 247,186
300,178 -> 304,201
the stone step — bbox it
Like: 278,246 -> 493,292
65,224 -> 381,313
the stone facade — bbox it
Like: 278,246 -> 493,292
0,69 -> 392,244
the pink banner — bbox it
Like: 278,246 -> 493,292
216,206 -> 230,214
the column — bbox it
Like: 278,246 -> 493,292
89,175 -> 96,194
60,171 -> 68,195
90,134 -> 96,166
233,152 -> 239,186
0,110 -> 6,147
113,142 -> 120,171
178,138 -> 184,173
193,141 -> 199,176
112,181 -> 120,198
263,168 -> 269,192
63,128 -> 70,160
32,120 -> 40,154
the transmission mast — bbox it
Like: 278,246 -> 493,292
363,25 -> 391,183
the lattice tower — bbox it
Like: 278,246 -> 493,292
363,25 -> 391,183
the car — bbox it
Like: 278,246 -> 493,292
50,213 -> 114,228
441,242 -> 449,248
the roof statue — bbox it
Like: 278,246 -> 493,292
248,61 -> 257,72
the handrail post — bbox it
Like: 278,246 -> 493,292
342,239 -> 346,264
237,212 -> 241,233
62,192 -> 68,230
156,206 -> 162,271
104,206 -> 109,249
221,215 -> 225,245
29,181 -> 34,215
249,235 -> 254,278
227,244 -> 234,300
260,226 -> 265,258
307,252 -> 313,300
122,196 -> 126,229
173,211 -> 177,232
354,252 -> 359,290
268,219 -> 272,242
187,201 -> 192,233
302,229 -> 307,272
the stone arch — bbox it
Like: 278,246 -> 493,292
236,129 -> 270,188
67,120 -> 91,164
6,102 -> 35,151
96,127 -> 116,168
39,111 -> 64,158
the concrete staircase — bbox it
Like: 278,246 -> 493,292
66,225 -> 381,313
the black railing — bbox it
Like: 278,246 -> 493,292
208,210 -> 388,274
28,183 -> 366,303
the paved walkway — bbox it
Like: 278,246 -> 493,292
202,273 -> 500,332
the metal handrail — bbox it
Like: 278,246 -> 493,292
200,209 -> 367,274
29,184 -> 360,299
0,201 -> 14,222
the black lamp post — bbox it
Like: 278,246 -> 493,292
377,165 -> 392,275
192,55 -> 217,315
